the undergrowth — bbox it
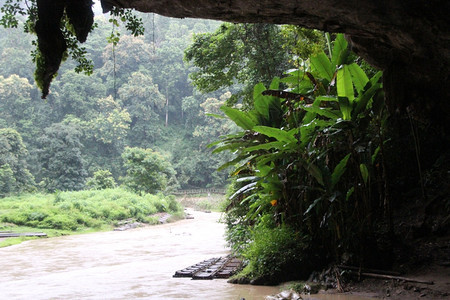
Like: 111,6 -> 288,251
239,225 -> 315,284
0,188 -> 182,232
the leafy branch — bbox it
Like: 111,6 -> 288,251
0,0 -> 144,98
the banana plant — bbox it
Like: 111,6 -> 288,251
212,33 -> 387,259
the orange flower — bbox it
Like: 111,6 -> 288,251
270,199 -> 278,206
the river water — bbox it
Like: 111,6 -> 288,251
0,209 -> 372,300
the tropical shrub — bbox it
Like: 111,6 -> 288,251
121,147 -> 179,194
215,34 -> 388,278
242,225 -> 312,284
86,169 -> 116,190
37,122 -> 87,192
0,188 -> 183,231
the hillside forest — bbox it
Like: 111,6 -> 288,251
0,12 -> 237,193
1,1 -> 449,288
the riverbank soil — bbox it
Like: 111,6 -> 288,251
333,264 -> 449,299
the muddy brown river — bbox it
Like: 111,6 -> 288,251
0,209 -> 372,299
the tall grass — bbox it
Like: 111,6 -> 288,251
0,188 -> 182,231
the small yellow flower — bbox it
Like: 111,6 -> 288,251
270,199 -> 278,206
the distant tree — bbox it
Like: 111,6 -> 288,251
185,23 -> 292,106
0,163 -> 15,196
0,74 -> 34,127
181,94 -> 203,128
86,169 -> 116,190
0,25 -> 35,81
37,122 -> 87,192
152,23 -> 193,123
0,128 -> 35,195
100,35 -> 153,94
193,92 -> 236,144
280,25 -> 325,65
73,96 -> 131,181
121,147 -> 178,194
49,70 -> 106,120
119,72 -> 165,145
171,92 -> 236,188
89,95 -> 131,145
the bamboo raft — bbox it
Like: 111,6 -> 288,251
173,255 -> 242,280
0,232 -> 47,238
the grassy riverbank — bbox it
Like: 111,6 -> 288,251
0,188 -> 183,247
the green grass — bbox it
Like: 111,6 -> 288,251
0,188 -> 183,247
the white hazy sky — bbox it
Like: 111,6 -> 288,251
93,0 -> 105,16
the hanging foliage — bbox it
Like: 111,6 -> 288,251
0,0 -> 144,98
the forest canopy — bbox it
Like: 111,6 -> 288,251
0,8 -> 238,194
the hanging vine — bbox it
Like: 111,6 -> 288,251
0,0 -> 144,98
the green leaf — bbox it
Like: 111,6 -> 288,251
236,176 -> 259,182
229,182 -> 258,200
371,146 -> 381,164
370,70 -> 383,85
281,75 -> 314,93
346,187 -> 355,201
331,153 -> 351,189
221,106 -> 256,130
337,65 -> 354,102
348,63 -> 369,93
302,97 -> 322,124
253,82 -> 267,101
353,80 -> 381,117
338,97 -> 352,121
310,52 -> 333,82
307,163 -> 324,186
331,34 -> 349,67
244,141 -> 285,152
255,152 -> 286,166
253,126 -> 297,143
316,96 -> 339,102
360,163 -> 369,185
353,70 -> 383,117
207,140 -> 223,148
217,154 -> 251,171
212,143 -> 242,154
256,163 -> 273,177
300,105 -> 341,120
269,77 -> 280,90
299,119 -> 334,147
305,197 -> 322,215
253,83 -> 270,120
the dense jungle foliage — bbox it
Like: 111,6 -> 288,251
0,7 -> 237,195
214,34 -> 391,283
0,1 -> 323,196
215,34 -> 449,283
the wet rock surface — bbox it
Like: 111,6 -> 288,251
265,290 -> 303,300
